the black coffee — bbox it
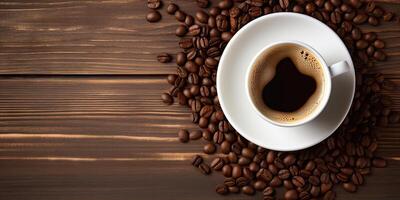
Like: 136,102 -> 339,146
262,57 -> 317,112
248,43 -> 325,123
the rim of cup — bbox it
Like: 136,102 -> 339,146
245,40 -> 332,127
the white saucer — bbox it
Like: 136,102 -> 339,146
217,13 -> 355,151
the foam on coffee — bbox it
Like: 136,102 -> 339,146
248,43 -> 326,124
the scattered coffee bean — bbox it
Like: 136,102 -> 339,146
147,0 -> 161,9
146,10 -> 161,22
342,182 -> 357,192
166,3 -> 178,14
372,157 -> 387,168
242,185 -> 255,195
203,143 -> 216,154
161,93 -> 173,104
285,189 -> 298,200
178,129 -> 189,143
157,53 -> 172,63
216,184 -> 228,194
191,154 -> 203,167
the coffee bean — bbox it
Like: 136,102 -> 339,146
284,189 -> 298,200
353,13 -> 368,24
283,154 -> 296,166
373,50 -> 386,61
203,143 -> 216,154
222,165 -> 232,177
368,16 -> 379,26
166,74 -> 177,85
374,40 -> 385,49
293,5 -> 304,13
342,182 -> 357,192
278,169 -> 290,180
305,3 -> 316,14
232,165 -> 242,178
323,191 -> 336,200
167,3 -> 179,14
238,157 -> 251,165
188,130 -> 202,140
210,157 -> 224,170
218,0 -> 233,10
383,12 -> 394,21
196,0 -> 209,8
175,10 -> 186,22
212,131 -> 224,144
330,11 -> 342,24
310,185 -> 321,197
157,53 -> 172,63
270,176 -> 282,187
372,157 -> 387,168
216,184 -> 228,195
352,171 -> 364,185
176,52 -> 186,66
196,10 -> 209,24
146,10 -> 161,22
147,0 -> 161,9
161,93 -> 173,105
191,155 -> 203,167
175,25 -> 188,37
257,168 -> 273,182
242,185 -> 255,195
292,176 -> 305,187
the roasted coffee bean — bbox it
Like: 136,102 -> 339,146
157,53 -> 172,63
167,3 -> 179,14
270,176 -> 282,187
241,148 -> 255,158
278,169 -> 290,180
257,168 -> 273,182
323,191 -> 336,200
374,40 -> 385,49
161,93 -> 173,105
374,50 -> 387,61
147,0 -> 161,9
310,185 -> 320,197
176,52 -> 186,66
242,185 -> 255,195
199,162 -> 211,175
228,152 -> 238,163
285,189 -> 298,200
330,11 -> 342,24
196,0 -> 209,8
342,182 -> 357,192
232,165 -> 242,178
202,130 -> 212,141
218,0 -> 233,9
372,157 -> 387,167
196,10 -> 209,24
283,154 -> 296,166
238,157 -> 251,165
292,176 -> 305,188
189,130 -> 202,140
224,177 -> 235,187
166,74 -> 177,85
293,5 -> 304,13
368,16 -> 379,26
175,25 -> 188,37
216,184 -> 228,194
252,180 -> 266,191
383,12 -> 394,21
222,164 -> 232,177
203,143 -> 216,154
249,162 -> 260,172
263,186 -> 275,196
146,10 -> 161,22
191,155 -> 203,167
175,10 -> 186,22
352,171 -> 364,185
210,157 -> 224,170
353,13 -> 368,24
268,164 -> 279,175
213,131 -> 224,144
220,141 -> 231,154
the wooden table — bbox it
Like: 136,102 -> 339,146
0,1 -> 399,199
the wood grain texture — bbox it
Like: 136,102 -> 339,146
1,0 -> 400,200
0,77 -> 399,200
0,0 -> 399,74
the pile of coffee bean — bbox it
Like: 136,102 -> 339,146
150,0 -> 399,199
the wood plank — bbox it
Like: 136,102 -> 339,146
0,77 -> 399,199
0,1 -> 399,74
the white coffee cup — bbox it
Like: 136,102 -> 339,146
245,40 -> 349,127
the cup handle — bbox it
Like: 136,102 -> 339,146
328,61 -> 349,78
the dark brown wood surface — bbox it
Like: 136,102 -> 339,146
0,1 -> 400,200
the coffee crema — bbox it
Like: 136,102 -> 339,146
248,43 -> 326,124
